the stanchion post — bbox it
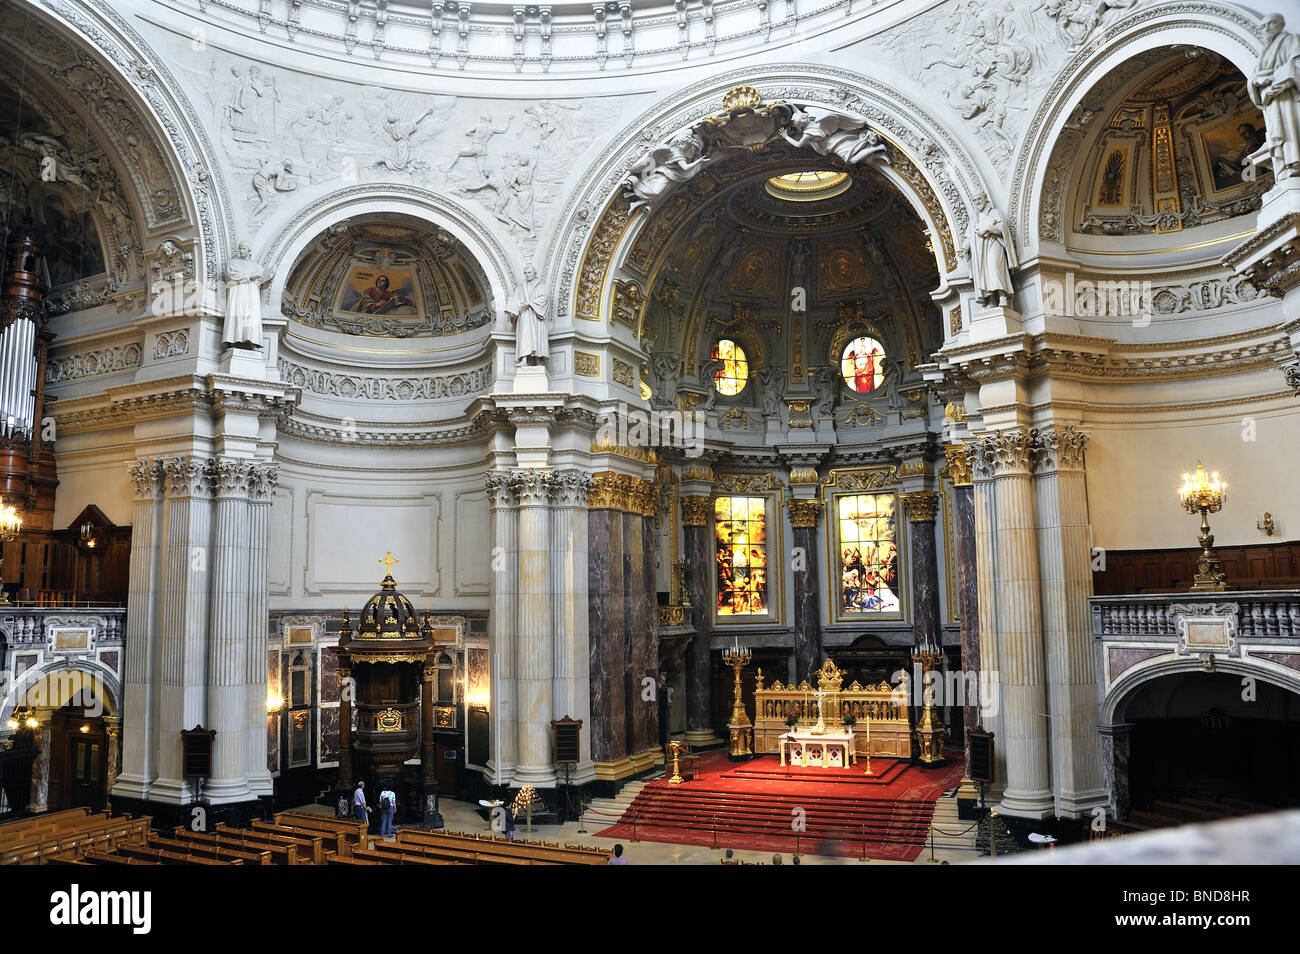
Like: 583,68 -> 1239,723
859,824 -> 868,863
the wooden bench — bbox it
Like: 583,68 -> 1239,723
274,811 -> 367,849
325,854 -> 384,865
1,814 -> 151,864
351,845 -> 453,866
111,844 -> 234,865
214,823 -> 321,864
253,820 -> 349,859
148,834 -> 271,865
398,829 -> 605,865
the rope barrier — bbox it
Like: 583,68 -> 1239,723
930,821 -> 981,836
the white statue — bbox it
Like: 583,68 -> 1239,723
223,243 -> 266,349
507,266 -> 548,366
623,131 -> 711,212
778,105 -> 889,166
1248,15 -> 1300,179
971,195 -> 1017,309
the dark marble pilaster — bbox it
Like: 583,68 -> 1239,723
682,496 -> 712,738
903,492 -> 942,652
953,482 -> 981,738
1101,722 -> 1134,821
587,507 -> 627,763
622,511 -> 642,757
787,498 -> 824,682
639,511 -> 661,755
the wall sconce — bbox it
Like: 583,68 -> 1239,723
6,704 -> 38,730
1258,512 -> 1276,537
79,724 -> 90,734
79,521 -> 98,550
266,689 -> 284,713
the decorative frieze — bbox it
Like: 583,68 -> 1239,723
153,329 -> 190,359
612,359 -> 635,388
574,352 -> 601,378
46,344 -> 142,384
278,359 -> 492,401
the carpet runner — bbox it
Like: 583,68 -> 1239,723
596,749 -> 965,860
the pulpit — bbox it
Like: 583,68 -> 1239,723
331,554 -> 444,823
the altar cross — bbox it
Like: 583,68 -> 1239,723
379,551 -> 400,576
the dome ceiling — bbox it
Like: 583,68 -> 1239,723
1071,51 -> 1270,238
281,214 -> 492,338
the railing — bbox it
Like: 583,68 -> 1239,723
0,607 -> 127,647
1090,590 -> 1300,639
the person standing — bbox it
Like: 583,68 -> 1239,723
379,787 -> 397,838
352,780 -> 369,825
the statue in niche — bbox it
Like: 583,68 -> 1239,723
778,105 -> 889,166
650,351 -> 684,409
753,366 -> 785,420
507,265 -> 548,366
622,131 -> 711,213
698,356 -> 725,412
812,365 -> 839,417
1248,15 -> 1300,179
971,194 -> 1017,309
880,357 -> 905,412
223,243 -> 267,349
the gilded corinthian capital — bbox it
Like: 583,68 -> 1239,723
786,498 -> 824,528
681,495 -> 711,526
901,491 -> 940,522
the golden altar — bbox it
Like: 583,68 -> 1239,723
753,659 -> 912,759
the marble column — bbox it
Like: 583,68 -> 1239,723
902,491 -> 942,651
115,460 -> 164,800
103,717 -> 119,811
974,431 -> 1053,819
1033,426 -> 1106,816
681,495 -> 714,746
622,504 -> 642,758
639,502 -> 661,758
244,465 -> 276,797
485,472 -> 519,782
786,498 -> 824,682
337,667 -> 353,789
1100,722 -> 1134,820
152,457 -> 214,804
513,469 -> 555,785
946,444 -> 982,789
588,473 -> 627,767
551,470 -> 594,779
205,458 -> 253,802
30,717 -> 51,810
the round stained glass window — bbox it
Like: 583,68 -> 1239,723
841,336 -> 885,395
712,339 -> 749,396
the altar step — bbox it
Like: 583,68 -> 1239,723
584,779 -> 652,828
926,793 -> 979,851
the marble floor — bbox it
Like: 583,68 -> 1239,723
294,796 -> 982,865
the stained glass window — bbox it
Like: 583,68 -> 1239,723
841,335 -> 885,395
836,493 -> 901,615
712,339 -> 749,396
714,496 -> 768,616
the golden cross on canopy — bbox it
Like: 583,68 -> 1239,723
379,551 -> 399,575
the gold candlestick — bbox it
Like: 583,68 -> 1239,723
667,739 -> 686,785
722,643 -> 753,759
1178,461 -> 1228,592
911,647 -> 946,766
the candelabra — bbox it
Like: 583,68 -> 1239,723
722,642 -> 752,760
1178,461 -> 1227,592
911,647 -> 946,766
0,499 -> 22,607
667,739 -> 687,785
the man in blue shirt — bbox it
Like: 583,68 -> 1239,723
352,781 -> 368,824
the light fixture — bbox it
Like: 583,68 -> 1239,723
0,500 -> 21,607
7,704 -> 37,731
764,170 -> 852,202
1178,461 -> 1227,592
266,689 -> 284,713
79,520 -> 98,550
79,724 -> 90,734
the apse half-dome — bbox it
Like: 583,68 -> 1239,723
281,213 -> 492,339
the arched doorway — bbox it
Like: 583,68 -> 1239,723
48,703 -> 109,811
1122,671 -> 1300,811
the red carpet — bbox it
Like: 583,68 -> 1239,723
595,749 -> 964,860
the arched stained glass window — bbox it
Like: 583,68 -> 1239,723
712,339 -> 749,395
841,336 -> 885,395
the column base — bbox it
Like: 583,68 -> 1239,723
956,777 -> 982,801
110,774 -> 153,801
996,789 -> 1056,820
1054,788 -> 1111,820
511,765 -> 558,787
684,730 -> 723,748
592,757 -> 636,782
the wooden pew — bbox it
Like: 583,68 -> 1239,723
214,823 -> 321,864
274,811 -> 367,849
112,844 -> 234,865
351,845 -> 452,866
325,854 -> 384,865
253,820 -> 348,859
149,834 -> 271,865
397,828 -> 605,865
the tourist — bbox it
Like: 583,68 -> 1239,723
352,780 -> 368,825
607,843 -> 628,865
379,787 -> 397,837
504,802 -> 516,841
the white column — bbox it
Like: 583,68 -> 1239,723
245,464 -> 276,795
114,459 -> 164,800
151,457 -> 214,804
975,431 -> 1053,819
204,458 -> 252,803
1034,425 -> 1107,817
549,471 -> 595,782
486,471 -> 519,783
513,469 -> 556,785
